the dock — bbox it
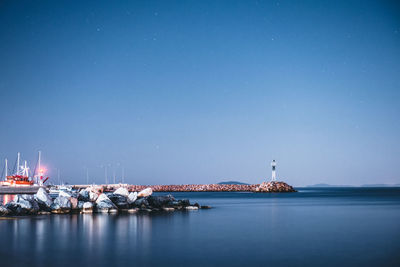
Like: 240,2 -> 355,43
0,186 -> 41,194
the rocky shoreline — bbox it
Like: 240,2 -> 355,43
0,186 -> 209,217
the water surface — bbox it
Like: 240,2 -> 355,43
1,187 -> 399,266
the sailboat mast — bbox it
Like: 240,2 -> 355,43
4,158 -> 7,180
16,152 -> 20,175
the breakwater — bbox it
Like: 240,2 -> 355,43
73,181 -> 296,193
0,186 -> 208,217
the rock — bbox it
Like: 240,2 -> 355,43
34,187 -> 53,211
178,199 -> 190,207
7,195 -> 40,215
59,190 -> 72,198
84,186 -> 102,201
133,198 -> 149,208
70,197 -> 79,210
89,191 -> 99,202
78,190 -> 90,202
201,205 -> 212,209
138,187 -> 153,197
108,194 -> 129,209
0,206 -> 10,216
114,187 -> 129,197
147,195 -> 175,208
163,207 -> 175,212
127,192 -> 138,204
38,211 -> 51,215
51,196 -> 71,214
185,206 -> 199,210
127,208 -> 138,213
78,201 -> 85,209
95,193 -> 117,212
82,202 -> 93,213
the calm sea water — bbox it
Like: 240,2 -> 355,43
1,187 -> 400,267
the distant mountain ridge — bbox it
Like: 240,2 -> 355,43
218,181 -> 249,185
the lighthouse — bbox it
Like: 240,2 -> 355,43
271,160 -> 277,181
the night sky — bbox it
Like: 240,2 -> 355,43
0,0 -> 399,186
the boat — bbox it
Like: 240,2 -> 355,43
49,185 -> 74,198
1,151 -> 49,187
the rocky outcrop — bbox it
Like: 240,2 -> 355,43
255,181 -> 296,192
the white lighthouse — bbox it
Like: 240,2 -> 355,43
271,160 -> 277,181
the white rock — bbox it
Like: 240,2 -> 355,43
96,193 -> 111,204
59,190 -> 72,198
82,202 -> 93,213
114,187 -> 129,197
34,187 -> 53,207
127,192 -> 138,204
138,188 -> 153,198
89,191 -> 99,202
185,206 -> 199,210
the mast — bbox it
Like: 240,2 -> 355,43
16,152 -> 20,175
113,164 -> 116,184
38,151 -> 41,177
105,165 -> 108,184
24,160 -> 28,177
5,158 -> 8,180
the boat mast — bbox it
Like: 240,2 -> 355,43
23,160 -> 28,177
5,158 -> 8,180
16,152 -> 20,175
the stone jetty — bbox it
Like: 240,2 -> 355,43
0,186 -> 207,217
73,181 -> 296,193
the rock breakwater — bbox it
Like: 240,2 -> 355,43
0,187 -> 206,217
89,181 -> 296,193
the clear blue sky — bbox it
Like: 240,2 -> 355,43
0,0 -> 399,186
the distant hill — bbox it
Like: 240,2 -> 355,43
218,181 -> 249,185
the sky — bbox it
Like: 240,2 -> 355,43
0,0 -> 399,186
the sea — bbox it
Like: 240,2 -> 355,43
0,187 -> 399,267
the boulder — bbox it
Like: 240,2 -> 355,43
70,197 -> 79,210
82,202 -> 94,213
0,206 -> 10,216
8,195 -> 40,215
78,201 -> 85,209
147,195 -> 175,208
59,190 -> 72,198
108,194 -> 129,209
34,187 -> 53,211
114,187 -> 129,197
51,196 -> 71,214
78,189 -> 90,202
133,198 -> 149,208
127,192 -> 138,204
95,193 -> 117,212
89,191 -> 99,202
138,188 -> 153,198
185,206 -> 199,210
